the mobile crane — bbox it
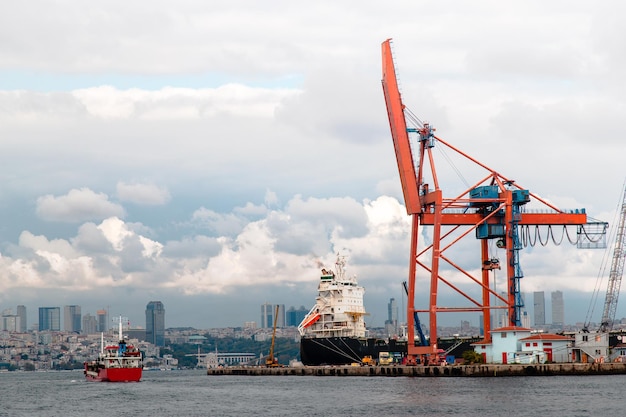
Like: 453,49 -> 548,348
381,39 -> 607,364
266,305 -> 280,367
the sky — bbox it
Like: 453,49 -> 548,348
0,1 -> 625,331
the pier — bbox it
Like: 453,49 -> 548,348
207,363 -> 626,377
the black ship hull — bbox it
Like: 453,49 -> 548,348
300,337 -> 407,365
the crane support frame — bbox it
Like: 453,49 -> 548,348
380,39 -> 604,365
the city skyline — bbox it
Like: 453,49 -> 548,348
0,287 -> 615,332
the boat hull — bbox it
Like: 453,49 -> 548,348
84,364 -> 142,382
300,337 -> 407,365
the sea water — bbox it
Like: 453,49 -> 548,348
0,369 -> 625,416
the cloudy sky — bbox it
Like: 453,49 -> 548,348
0,1 -> 624,331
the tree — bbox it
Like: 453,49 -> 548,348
462,350 -> 483,364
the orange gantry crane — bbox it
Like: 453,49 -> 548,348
380,39 -> 607,365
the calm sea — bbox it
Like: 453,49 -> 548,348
0,369 -> 624,416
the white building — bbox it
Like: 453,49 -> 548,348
519,333 -> 572,363
472,326 -> 532,364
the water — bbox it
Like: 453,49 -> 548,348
1,369 -> 625,416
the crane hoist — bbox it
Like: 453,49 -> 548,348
381,38 -> 607,365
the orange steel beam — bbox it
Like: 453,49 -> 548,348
420,212 -> 587,225
381,39 -> 421,215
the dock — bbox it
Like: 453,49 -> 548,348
207,362 -> 626,377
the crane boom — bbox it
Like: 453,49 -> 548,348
381,39 -> 421,215
600,186 -> 626,332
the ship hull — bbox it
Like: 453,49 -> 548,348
84,364 -> 142,382
300,337 -> 407,365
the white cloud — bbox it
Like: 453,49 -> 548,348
116,182 -> 171,205
36,188 -> 125,223
0,1 -> 623,327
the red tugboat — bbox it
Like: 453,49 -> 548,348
84,316 -> 143,382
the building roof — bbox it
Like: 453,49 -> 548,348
490,326 -> 532,333
520,333 -> 572,341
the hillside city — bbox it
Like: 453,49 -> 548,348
1,291 -> 623,371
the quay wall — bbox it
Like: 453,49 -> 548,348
207,363 -> 626,377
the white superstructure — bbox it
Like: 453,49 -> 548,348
298,255 -> 368,338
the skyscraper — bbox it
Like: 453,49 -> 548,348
82,313 -> 97,334
145,301 -> 165,346
96,309 -> 108,332
385,298 -> 399,336
275,304 -> 285,328
261,302 -> 273,328
17,305 -> 27,332
533,291 -> 545,326
551,290 -> 564,327
64,305 -> 82,332
286,306 -> 308,327
38,307 -> 61,331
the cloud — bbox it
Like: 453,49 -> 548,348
0,1 -> 624,329
116,182 -> 171,205
36,188 -> 125,223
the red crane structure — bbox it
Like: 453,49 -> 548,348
380,39 -> 607,365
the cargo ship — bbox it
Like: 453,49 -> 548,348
84,316 -> 143,382
298,254 -> 406,365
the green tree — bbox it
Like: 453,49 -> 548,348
462,350 -> 483,364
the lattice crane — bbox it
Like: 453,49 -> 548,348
381,39 -> 607,364
599,186 -> 626,332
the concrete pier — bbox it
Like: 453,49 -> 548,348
207,362 -> 626,377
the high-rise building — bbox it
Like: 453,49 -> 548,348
38,307 -> 61,331
286,306 -> 308,327
261,303 -> 274,328
275,304 -> 285,328
17,305 -> 27,332
82,313 -> 97,334
96,309 -> 108,332
145,301 -> 165,346
552,291 -> 564,327
533,291 -> 546,326
0,309 -> 20,332
64,305 -> 82,332
385,298 -> 399,336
